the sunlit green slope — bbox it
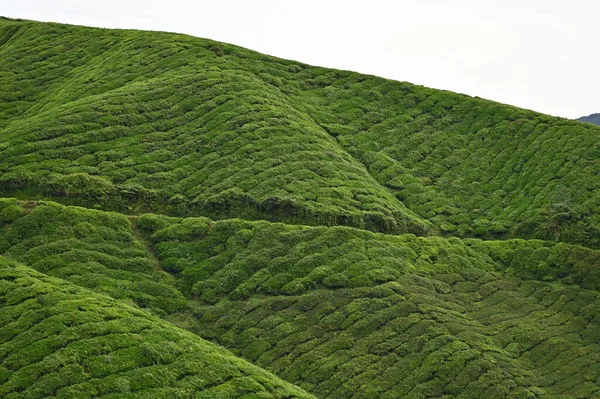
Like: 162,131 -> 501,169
0,257 -> 316,398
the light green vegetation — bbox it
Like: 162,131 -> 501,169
0,257 -> 316,398
0,198 -> 185,315
1,16 -> 600,398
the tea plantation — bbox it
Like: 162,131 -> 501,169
0,257 -> 315,398
142,214 -> 600,398
1,17 -> 600,398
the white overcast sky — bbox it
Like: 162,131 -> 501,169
3,0 -> 599,119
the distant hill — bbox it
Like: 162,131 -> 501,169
578,113 -> 600,125
3,17 -> 600,398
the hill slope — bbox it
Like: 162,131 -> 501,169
2,200 -> 600,398
142,213 -> 600,398
0,198 -> 185,315
0,17 -> 429,236
2,18 -> 600,246
2,17 -> 600,398
0,257 -> 315,398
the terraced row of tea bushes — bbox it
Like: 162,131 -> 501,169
469,238 -> 600,291
0,257 -> 315,398
0,18 -> 429,236
6,200 -> 599,308
138,213 -> 600,304
0,198 -> 185,314
136,213 -> 499,304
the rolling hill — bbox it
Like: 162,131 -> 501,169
2,17 -> 600,398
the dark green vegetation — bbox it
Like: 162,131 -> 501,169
578,113 -> 600,126
2,17 -> 600,398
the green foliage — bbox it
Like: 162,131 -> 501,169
317,93 -> 600,246
139,214 -> 600,398
0,18 -> 431,235
470,238 -> 600,291
2,17 -> 600,399
0,258 -> 315,398
0,200 -> 186,314
3,18 -> 600,245
142,215 -> 497,301
49,173 -> 117,198
185,269 -> 600,399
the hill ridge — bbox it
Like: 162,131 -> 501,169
577,113 -> 600,126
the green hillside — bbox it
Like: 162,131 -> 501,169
0,257 -> 315,398
2,17 -> 600,398
142,214 -> 600,398
2,200 -> 600,398
0,17 -> 429,236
